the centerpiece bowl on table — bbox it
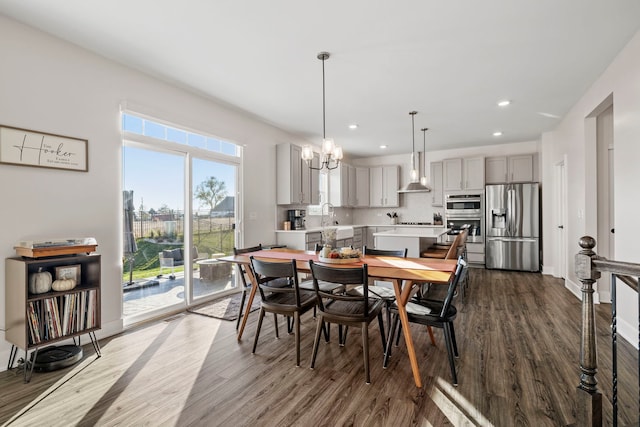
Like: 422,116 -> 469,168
318,247 -> 362,264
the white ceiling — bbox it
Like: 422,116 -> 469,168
1,1 -> 640,158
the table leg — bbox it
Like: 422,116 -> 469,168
237,266 -> 259,341
392,279 -> 422,388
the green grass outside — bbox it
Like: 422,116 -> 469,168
122,229 -> 234,282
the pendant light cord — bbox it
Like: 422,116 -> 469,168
410,111 -> 417,170
322,56 -> 326,139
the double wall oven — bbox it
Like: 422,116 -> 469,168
444,193 -> 483,243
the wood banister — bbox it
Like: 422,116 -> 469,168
574,236 -> 640,426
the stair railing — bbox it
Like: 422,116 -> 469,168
575,236 -> 639,426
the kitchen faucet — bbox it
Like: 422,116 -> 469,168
321,202 -> 335,228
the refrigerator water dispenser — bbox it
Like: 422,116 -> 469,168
491,209 -> 506,229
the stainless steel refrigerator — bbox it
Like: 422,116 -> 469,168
485,183 -> 540,271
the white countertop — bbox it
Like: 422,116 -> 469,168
275,224 -> 443,233
372,227 -> 449,239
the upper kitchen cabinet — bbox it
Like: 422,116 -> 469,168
328,163 -> 350,207
485,154 -> 536,184
369,165 -> 399,207
328,164 -> 368,207
276,143 -> 319,205
443,157 -> 484,192
430,161 -> 443,206
354,167 -> 370,207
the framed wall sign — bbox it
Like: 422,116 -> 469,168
0,125 -> 88,172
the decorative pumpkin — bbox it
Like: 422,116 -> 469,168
52,278 -> 77,292
28,268 -> 52,294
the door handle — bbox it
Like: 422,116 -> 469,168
558,225 -> 564,229
611,228 -> 615,234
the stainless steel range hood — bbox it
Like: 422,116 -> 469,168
398,181 -> 432,193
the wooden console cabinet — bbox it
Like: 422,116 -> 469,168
5,254 -> 101,381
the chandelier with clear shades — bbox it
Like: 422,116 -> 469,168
301,52 -> 343,170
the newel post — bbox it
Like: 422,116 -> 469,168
574,236 -> 602,426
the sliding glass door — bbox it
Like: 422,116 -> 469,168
191,157 -> 238,301
121,112 -> 241,323
122,145 -> 186,319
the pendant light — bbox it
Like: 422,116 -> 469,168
419,128 -> 432,190
301,51 -> 343,170
399,111 -> 431,192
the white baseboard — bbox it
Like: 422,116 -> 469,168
617,316 -> 640,350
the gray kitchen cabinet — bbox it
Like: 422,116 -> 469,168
466,242 -> 485,266
352,227 -> 364,250
485,156 -> 508,184
485,154 -> 535,184
335,238 -> 353,248
509,154 -> 535,182
443,157 -> 484,191
276,143 -> 319,205
369,165 -> 399,207
430,161 -> 443,206
354,167 -> 370,207
328,163 -> 353,207
305,232 -> 322,251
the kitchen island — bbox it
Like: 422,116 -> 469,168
373,227 -> 449,258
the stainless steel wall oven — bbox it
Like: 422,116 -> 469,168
445,193 -> 484,243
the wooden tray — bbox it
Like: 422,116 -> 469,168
318,256 -> 362,264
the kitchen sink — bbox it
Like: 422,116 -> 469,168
334,226 -> 354,240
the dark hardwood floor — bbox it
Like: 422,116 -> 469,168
1,269 -> 637,426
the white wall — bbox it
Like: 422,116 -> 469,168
0,15 -> 302,364
541,30 -> 640,347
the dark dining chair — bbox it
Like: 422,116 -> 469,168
249,256 -> 317,367
383,256 -> 467,385
347,246 -> 407,344
308,261 -> 385,384
299,244 -> 346,334
233,244 -> 290,330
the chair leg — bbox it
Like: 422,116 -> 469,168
287,315 -> 293,334
449,322 -> 459,358
322,321 -> 330,342
427,326 -> 437,346
273,313 -> 279,339
395,321 -> 402,347
235,288 -> 247,330
362,323 -> 370,384
294,312 -> 301,367
310,316 -> 324,369
377,312 -> 386,353
252,308 -> 265,354
339,325 -> 349,346
443,323 -> 458,385
383,314 -> 399,368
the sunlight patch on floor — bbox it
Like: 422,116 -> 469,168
97,319 -> 222,423
428,377 -> 495,427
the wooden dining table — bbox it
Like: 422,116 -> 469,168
217,248 -> 457,388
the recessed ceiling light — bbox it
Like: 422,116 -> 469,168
497,100 -> 511,107
493,131 -> 503,137
380,145 -> 388,149
348,123 -> 358,130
